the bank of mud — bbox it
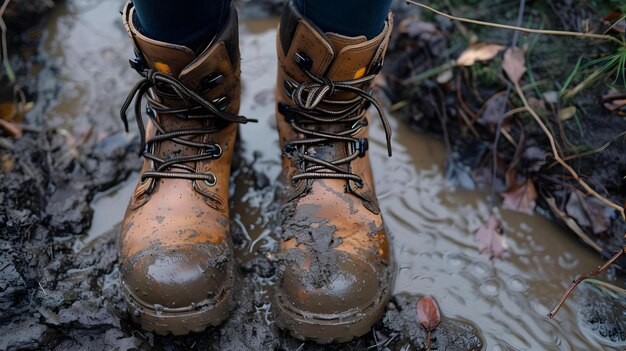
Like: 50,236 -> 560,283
1,0 -> 624,350
383,0 -> 626,260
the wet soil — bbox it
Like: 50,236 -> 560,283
384,0 -> 626,260
1,0 -> 625,350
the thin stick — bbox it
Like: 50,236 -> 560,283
513,82 -> 625,217
548,247 -> 625,318
404,0 -> 626,48
426,330 -> 431,350
0,0 -> 12,82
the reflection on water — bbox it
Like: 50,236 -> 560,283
45,0 -> 623,349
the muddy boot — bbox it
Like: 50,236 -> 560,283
118,2 -> 253,335
273,1 -> 396,343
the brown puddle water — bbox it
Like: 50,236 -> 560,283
42,0 -> 624,349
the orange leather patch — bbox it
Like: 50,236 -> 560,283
354,66 -> 367,79
154,61 -> 172,74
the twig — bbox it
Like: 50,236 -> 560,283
513,82 -> 625,218
548,246 -> 625,318
490,0 -> 526,205
405,0 -> 626,48
0,0 -> 13,82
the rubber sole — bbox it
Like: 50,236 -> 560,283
273,286 -> 392,344
122,281 -> 233,336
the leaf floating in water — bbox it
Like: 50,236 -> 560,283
475,215 -> 508,259
501,178 -> 537,215
502,47 -> 527,85
457,43 -> 505,66
417,295 -> 441,331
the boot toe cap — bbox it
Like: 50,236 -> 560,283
278,250 -> 383,316
121,243 -> 232,309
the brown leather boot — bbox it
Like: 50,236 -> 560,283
118,2 -> 252,335
273,1 -> 396,343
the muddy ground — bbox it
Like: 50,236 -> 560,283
1,0 -> 625,350
0,1 -> 484,350
384,0 -> 626,260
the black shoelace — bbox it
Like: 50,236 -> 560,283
121,68 -> 256,188
280,53 -> 392,186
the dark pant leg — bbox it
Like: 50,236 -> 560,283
132,0 -> 231,46
293,0 -> 393,39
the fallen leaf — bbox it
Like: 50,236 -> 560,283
399,18 -> 437,38
417,296 -> 441,331
475,215 -> 508,259
502,178 -> 537,215
457,43 -> 505,66
566,190 -> 610,235
558,106 -> 577,121
528,97 -> 546,111
502,47 -> 527,85
604,12 -> 626,33
478,94 -> 508,126
602,92 -> 626,115
544,194 -> 603,252
0,154 -> 14,173
0,101 -> 33,123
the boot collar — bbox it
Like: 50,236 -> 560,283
121,0 -> 239,90
277,0 -> 393,83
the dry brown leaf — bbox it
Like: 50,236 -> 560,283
558,106 -> 577,121
457,43 -> 505,66
0,154 -> 15,173
528,97 -> 546,111
502,179 -> 537,215
544,194 -> 603,252
566,190 -> 610,235
502,47 -> 527,85
604,12 -> 626,33
475,215 -> 508,259
398,18 -> 437,38
478,94 -> 507,126
417,295 -> 441,331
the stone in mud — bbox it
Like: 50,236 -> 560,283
577,281 -> 626,345
383,294 -> 484,351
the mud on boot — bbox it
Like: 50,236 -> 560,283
272,1 -> 396,344
118,1 -> 254,336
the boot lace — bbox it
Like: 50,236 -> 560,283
281,53 -> 392,185
121,66 -> 256,188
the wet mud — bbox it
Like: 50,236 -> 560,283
383,0 -> 626,259
1,0 -> 625,350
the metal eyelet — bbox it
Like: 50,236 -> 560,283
283,143 -> 297,155
203,173 -> 217,187
211,144 -> 222,158
200,74 -> 224,90
355,138 -> 369,157
294,52 -> 312,71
